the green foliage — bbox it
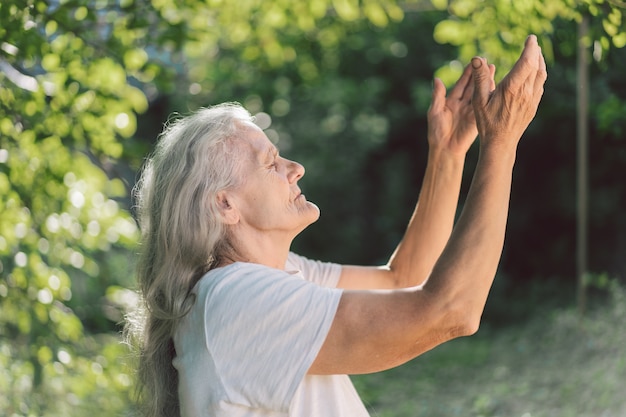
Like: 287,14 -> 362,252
0,0 -> 150,414
431,0 -> 625,84
1,0 -> 625,414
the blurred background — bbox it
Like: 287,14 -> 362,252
1,0 -> 625,416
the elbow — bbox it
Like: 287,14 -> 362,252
430,286 -> 486,339
444,305 -> 482,339
442,317 -> 480,341
461,315 -> 481,336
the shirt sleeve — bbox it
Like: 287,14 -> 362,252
286,252 -> 342,288
203,262 -> 343,413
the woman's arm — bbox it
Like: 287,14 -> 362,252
338,62 -> 495,290
311,36 -> 547,375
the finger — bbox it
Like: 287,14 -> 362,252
488,64 -> 496,92
533,45 -> 548,92
527,50 -> 547,113
449,63 -> 473,101
429,77 -> 446,114
471,57 -> 491,114
503,35 -> 541,90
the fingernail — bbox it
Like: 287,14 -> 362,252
471,57 -> 482,69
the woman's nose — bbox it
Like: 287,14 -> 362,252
287,159 -> 305,183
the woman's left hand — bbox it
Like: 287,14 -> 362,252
427,62 -> 496,157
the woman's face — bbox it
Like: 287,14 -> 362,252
225,123 -> 320,240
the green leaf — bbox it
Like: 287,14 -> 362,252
613,32 -> 626,48
333,0 -> 360,21
364,2 -> 389,28
433,20 -> 466,45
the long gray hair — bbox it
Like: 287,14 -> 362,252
126,103 -> 253,417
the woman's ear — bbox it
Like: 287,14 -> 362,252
216,191 -> 239,225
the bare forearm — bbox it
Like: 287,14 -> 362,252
340,64 -> 480,290
339,150 -> 466,290
388,150 -> 465,287
424,145 -> 516,326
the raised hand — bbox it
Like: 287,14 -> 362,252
427,62 -> 496,158
471,35 -> 547,148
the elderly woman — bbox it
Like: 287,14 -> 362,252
128,36 -> 546,417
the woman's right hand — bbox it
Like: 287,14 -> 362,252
471,35 -> 547,150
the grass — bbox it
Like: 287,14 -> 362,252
352,283 -> 626,417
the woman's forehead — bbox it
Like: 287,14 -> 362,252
231,123 -> 275,162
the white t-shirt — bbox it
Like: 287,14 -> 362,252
173,252 -> 370,417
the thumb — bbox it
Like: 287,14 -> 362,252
471,57 -> 491,111
429,77 -> 446,114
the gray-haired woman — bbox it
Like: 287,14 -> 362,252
127,35 -> 546,417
